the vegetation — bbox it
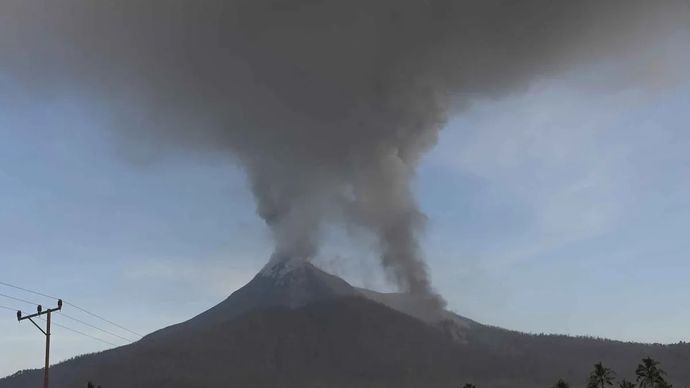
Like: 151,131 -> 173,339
636,357 -> 669,388
588,362 -> 616,388
619,379 -> 636,388
552,378 -> 570,388
544,359 -> 672,388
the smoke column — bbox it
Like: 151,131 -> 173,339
1,1 -> 687,303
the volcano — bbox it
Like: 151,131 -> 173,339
2,261 -> 690,388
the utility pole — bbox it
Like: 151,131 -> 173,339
17,299 -> 62,388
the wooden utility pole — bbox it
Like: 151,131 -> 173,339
17,299 -> 62,388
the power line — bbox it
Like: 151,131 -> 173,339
18,300 -> 62,388
3,289 -> 123,386
1,291 -> 134,343
63,302 -> 143,338
38,316 -> 119,348
0,291 -> 40,306
52,321 -> 119,348
15,312 -> 122,356
0,280 -> 58,301
0,280 -> 143,338
58,312 -> 135,343
0,305 -> 19,312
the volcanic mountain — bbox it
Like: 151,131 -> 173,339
2,261 -> 689,388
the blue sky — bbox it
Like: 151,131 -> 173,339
1,69 -> 690,376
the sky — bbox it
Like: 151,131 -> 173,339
1,65 -> 690,376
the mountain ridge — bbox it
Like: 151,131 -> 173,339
2,261 -> 690,388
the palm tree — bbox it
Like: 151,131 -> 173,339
636,357 -> 667,388
619,379 -> 636,388
588,362 -> 616,388
553,378 -> 570,388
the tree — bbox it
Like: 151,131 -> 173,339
588,362 -> 616,388
619,380 -> 636,388
636,357 -> 668,388
552,378 -> 570,388
462,384 -> 477,388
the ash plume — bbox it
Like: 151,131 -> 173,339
1,0 -> 687,303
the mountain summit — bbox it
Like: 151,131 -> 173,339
254,257 -> 358,307
152,258 -> 462,339
146,258 -> 358,338
2,263 -> 690,388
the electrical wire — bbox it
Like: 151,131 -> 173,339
52,321 -> 120,347
0,293 -> 126,348
0,291 -> 40,307
58,312 -> 135,343
0,280 -> 57,300
63,302 -> 143,338
36,316 -> 120,347
0,280 -> 143,338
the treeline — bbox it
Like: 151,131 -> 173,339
462,357 -> 673,388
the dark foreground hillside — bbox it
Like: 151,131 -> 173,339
4,297 -> 470,388
2,263 -> 689,388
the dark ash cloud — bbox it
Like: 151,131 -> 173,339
1,0 -> 687,305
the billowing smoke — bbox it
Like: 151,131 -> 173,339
1,1 -> 687,303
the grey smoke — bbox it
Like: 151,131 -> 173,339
1,1 -> 687,303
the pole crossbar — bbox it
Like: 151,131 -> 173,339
17,299 -> 62,388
